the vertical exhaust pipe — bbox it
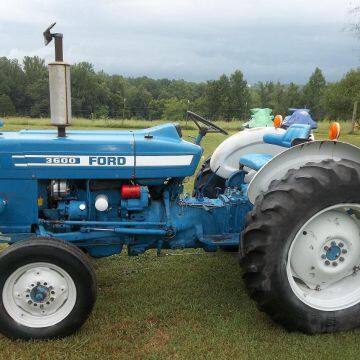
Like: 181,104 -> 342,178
43,23 -> 72,137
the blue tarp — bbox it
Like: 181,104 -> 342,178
282,109 -> 317,129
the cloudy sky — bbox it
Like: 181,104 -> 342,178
0,0 -> 359,83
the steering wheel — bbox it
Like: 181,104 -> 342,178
187,111 -> 229,135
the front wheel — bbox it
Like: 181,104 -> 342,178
241,159 -> 360,333
0,238 -> 96,339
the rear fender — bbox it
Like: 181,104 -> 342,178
210,127 -> 286,179
247,140 -> 360,204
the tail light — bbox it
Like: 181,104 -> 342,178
274,115 -> 283,129
329,122 -> 341,141
121,184 -> 141,199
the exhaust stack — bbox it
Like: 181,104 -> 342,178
44,23 -> 72,137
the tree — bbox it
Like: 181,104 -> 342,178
256,81 -> 275,108
302,67 -> 326,119
0,54 -> 358,122
71,62 -> 106,117
107,75 -> 125,117
204,74 -> 231,119
23,56 -> 49,117
0,57 -> 25,113
126,85 -> 152,118
148,99 -> 165,120
229,70 -> 250,119
204,80 -> 220,118
283,82 -> 302,110
217,74 -> 231,119
0,94 -> 15,116
162,98 -> 188,121
268,82 -> 286,115
324,69 -> 360,119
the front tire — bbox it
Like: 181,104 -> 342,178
0,238 -> 96,339
241,159 -> 360,333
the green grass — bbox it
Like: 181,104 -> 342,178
1,117 -> 245,131
0,118 -> 360,359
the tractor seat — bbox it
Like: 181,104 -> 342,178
239,153 -> 273,171
239,124 -> 312,171
263,124 -> 311,148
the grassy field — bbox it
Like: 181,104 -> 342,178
0,118 -> 360,359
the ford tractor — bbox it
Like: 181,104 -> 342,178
0,25 -> 359,340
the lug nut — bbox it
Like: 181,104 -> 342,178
325,260 -> 330,266
339,257 -> 345,262
324,246 -> 329,251
339,243 -> 344,248
331,241 -> 336,246
28,300 -> 32,304
342,249 -> 347,254
321,254 -> 326,259
332,262 -> 338,267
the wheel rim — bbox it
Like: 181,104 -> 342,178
287,204 -> 360,311
2,262 -> 76,328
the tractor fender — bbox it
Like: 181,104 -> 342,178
247,140 -> 360,204
210,127 -> 286,179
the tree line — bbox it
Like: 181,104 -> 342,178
0,56 -> 359,121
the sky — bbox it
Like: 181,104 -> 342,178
0,0 -> 359,84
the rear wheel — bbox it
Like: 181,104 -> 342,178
0,238 -> 96,339
193,157 -> 225,198
241,159 -> 360,333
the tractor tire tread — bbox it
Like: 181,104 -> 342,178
240,159 -> 360,334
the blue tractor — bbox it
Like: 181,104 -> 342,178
0,26 -> 359,339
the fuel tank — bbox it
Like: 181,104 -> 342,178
0,123 -> 202,181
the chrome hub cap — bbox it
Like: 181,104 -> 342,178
2,262 -> 76,327
287,204 -> 360,311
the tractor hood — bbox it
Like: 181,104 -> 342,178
0,123 -> 202,181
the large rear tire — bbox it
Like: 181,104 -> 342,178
241,159 -> 360,333
0,238 -> 96,339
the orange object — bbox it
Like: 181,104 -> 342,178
273,115 -> 283,129
328,122 -> 341,141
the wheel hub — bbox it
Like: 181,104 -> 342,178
287,205 -> 360,311
325,244 -> 341,261
321,241 -> 348,266
321,240 -> 348,266
29,284 -> 51,303
2,263 -> 76,328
